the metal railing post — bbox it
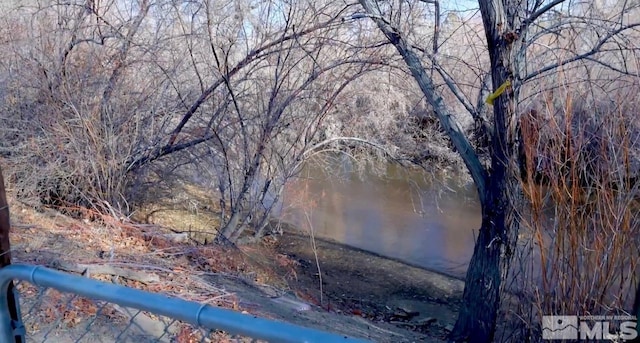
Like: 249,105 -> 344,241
0,284 -> 14,342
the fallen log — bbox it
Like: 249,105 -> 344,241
49,260 -> 160,284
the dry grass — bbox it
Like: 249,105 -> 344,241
4,180 -> 302,340
502,91 -> 640,340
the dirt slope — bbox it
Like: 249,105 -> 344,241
7,196 -> 462,342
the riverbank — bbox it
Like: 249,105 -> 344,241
271,230 -> 465,339
7,189 -> 467,342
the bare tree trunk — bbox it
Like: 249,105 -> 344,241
451,79 -> 521,342
357,0 -> 522,341
0,166 -> 12,274
219,210 -> 243,244
0,165 -> 23,343
449,1 -> 524,341
451,166 -> 520,342
453,212 -> 506,340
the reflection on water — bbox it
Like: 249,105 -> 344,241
280,163 -> 481,278
278,161 -> 640,309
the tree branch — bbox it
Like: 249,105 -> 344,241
357,0 -> 488,203
523,22 -> 640,82
165,17 -> 344,148
519,0 -> 567,33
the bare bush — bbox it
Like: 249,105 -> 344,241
0,1 -> 161,211
0,0 -> 413,242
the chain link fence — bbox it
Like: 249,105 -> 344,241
0,264 -> 368,343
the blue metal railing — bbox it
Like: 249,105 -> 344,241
0,264 -> 371,343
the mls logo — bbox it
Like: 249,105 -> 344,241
542,316 -> 578,340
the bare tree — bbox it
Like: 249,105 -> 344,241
3,1 -> 639,340
355,0 -> 640,341
119,0 -> 389,243
0,0 -> 389,243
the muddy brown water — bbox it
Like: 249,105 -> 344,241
279,163 -> 481,279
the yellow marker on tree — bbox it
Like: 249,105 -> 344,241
485,79 -> 511,105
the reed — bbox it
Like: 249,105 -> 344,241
504,90 -> 640,340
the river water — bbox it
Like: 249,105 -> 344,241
279,163 -> 481,278
278,161 -> 639,309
